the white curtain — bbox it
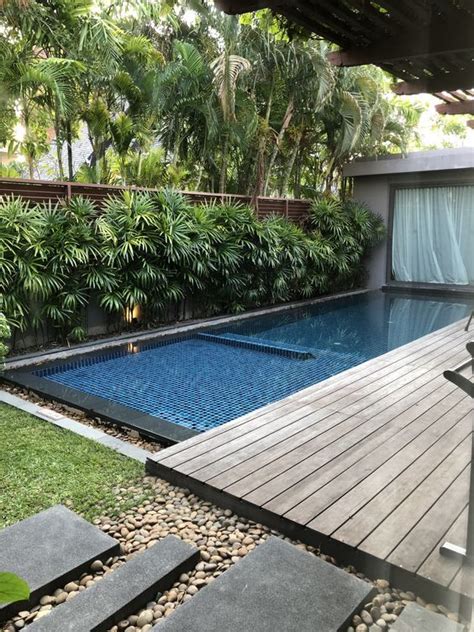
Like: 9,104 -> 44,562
392,186 -> 474,285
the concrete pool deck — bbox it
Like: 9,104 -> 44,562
147,318 -> 473,611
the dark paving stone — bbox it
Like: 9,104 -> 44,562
154,536 -> 375,632
28,536 -> 199,632
0,505 -> 119,618
392,603 -> 465,632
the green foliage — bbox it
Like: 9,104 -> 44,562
307,196 -> 386,286
0,192 -> 385,348
0,572 -> 29,605
0,310 -> 10,368
0,0 -> 426,193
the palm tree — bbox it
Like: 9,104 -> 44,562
210,16 -> 252,193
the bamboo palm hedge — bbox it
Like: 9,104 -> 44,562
0,191 -> 384,350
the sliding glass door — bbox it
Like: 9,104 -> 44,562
392,185 -> 474,285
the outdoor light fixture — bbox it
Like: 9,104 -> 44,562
124,305 -> 141,324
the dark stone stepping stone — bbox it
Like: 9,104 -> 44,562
28,535 -> 199,632
392,603 -> 465,632
153,536 -> 375,632
0,505 -> 119,619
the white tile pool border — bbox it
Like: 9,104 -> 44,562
0,390 -> 153,464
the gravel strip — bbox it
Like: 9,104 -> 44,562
1,476 -> 467,632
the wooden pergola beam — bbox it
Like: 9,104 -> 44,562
213,0 -> 474,98
436,100 -> 474,115
213,0 -> 272,13
393,68 -> 474,94
277,7 -> 344,43
327,18 -> 474,66
293,0 -> 366,42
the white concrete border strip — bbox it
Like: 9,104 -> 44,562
0,390 -> 153,464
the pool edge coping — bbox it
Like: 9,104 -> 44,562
1,289 -> 372,444
5,289 -> 368,370
2,289 -> 472,445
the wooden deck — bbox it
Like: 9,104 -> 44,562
147,319 -> 473,608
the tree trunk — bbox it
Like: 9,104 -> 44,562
281,129 -> 302,197
294,145 -> 302,199
219,133 -> 229,193
324,156 -> 336,194
66,121 -> 73,181
263,95 -> 294,196
54,113 -> 65,180
22,107 -> 34,179
254,82 -> 275,197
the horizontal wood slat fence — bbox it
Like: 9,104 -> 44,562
0,178 -> 312,222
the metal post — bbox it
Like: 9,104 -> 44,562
440,341 -> 474,564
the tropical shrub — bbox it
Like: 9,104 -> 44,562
0,191 -> 385,349
307,196 -> 385,288
0,307 -> 10,368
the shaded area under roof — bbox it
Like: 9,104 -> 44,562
215,1 -> 474,96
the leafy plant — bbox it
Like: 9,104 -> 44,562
0,191 -> 385,350
0,307 -> 10,368
0,572 -> 30,605
307,195 -> 386,288
0,0 -> 425,193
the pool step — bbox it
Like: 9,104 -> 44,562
152,536 -> 375,632
0,505 -> 120,619
197,332 -> 315,360
391,603 -> 465,631
28,536 -> 199,632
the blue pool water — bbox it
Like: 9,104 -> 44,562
37,292 -> 473,433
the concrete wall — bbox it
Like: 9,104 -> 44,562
349,163 -> 474,290
344,148 -> 474,178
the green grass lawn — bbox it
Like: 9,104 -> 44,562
0,402 -> 152,528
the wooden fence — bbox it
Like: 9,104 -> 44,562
0,178 -> 312,222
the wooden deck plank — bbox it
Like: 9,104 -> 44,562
176,404 -> 340,476
228,339 -> 468,503
387,464 -> 470,572
189,360 -> 439,480
147,318 -> 472,601
162,359 -> 419,471
154,322 -> 465,465
317,407 -> 470,540
243,367 -> 462,508
418,506 -> 468,588
268,385 -> 466,521
357,438 -> 470,561
195,410 -> 351,483
210,371 -> 458,492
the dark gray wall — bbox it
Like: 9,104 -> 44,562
351,168 -> 474,289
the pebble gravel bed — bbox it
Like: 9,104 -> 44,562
0,476 -> 468,632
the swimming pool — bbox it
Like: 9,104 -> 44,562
8,291 -> 473,441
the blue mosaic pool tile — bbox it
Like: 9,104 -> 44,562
197,332 -> 315,359
37,340 -> 358,432
36,292 -> 473,434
